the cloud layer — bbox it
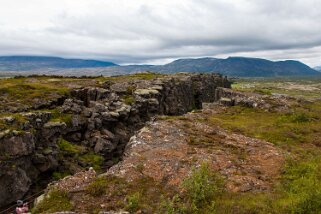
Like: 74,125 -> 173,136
0,0 -> 320,66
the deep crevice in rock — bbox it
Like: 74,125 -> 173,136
0,73 -> 231,208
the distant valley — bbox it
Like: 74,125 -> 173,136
0,56 -> 319,77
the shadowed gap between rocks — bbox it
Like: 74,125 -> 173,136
0,73 -> 231,209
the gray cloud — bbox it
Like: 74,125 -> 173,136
0,0 -> 320,66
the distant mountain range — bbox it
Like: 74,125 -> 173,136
0,56 -> 319,77
314,66 -> 321,72
150,57 -> 319,77
0,56 -> 117,71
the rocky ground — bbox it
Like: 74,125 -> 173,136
0,72 -> 230,209
32,95 -> 302,213
2,74 -> 321,213
33,103 -> 287,213
108,110 -> 284,193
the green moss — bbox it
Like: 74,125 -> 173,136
129,72 -> 164,80
0,76 -> 104,113
121,72 -> 164,81
98,72 -> 165,83
80,152 -> 104,171
57,138 -> 85,156
0,113 -> 28,131
122,95 -> 135,105
0,79 -> 69,106
52,171 -> 71,180
253,88 -> 272,95
0,122 -> 6,131
32,189 -> 73,213
122,176 -> 174,213
214,192 -> 274,214
49,109 -> 72,126
157,115 -> 188,121
86,177 -> 109,197
126,85 -> 136,94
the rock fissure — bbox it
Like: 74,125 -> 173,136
0,73 -> 231,208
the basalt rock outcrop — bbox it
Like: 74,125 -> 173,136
215,87 -> 302,111
0,73 -> 231,208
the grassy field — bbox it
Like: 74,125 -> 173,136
0,76 -> 97,113
203,77 -> 321,213
232,77 -> 321,100
208,103 -> 321,213
0,73 -> 165,114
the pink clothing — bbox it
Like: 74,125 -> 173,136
15,206 -> 29,214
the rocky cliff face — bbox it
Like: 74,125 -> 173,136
0,73 -> 230,208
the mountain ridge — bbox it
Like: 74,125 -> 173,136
150,57 -> 318,77
0,55 -> 319,77
0,56 -> 118,71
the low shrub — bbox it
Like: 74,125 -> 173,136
125,192 -> 141,212
158,162 -> 224,214
182,162 -> 224,213
290,113 -> 311,123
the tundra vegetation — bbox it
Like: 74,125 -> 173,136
2,75 -> 321,213
0,73 -> 164,114
207,103 -> 321,213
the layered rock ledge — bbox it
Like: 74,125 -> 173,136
0,73 -> 230,208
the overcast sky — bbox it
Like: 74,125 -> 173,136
0,0 -> 320,66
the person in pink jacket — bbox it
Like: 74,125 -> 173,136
15,200 -> 29,214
